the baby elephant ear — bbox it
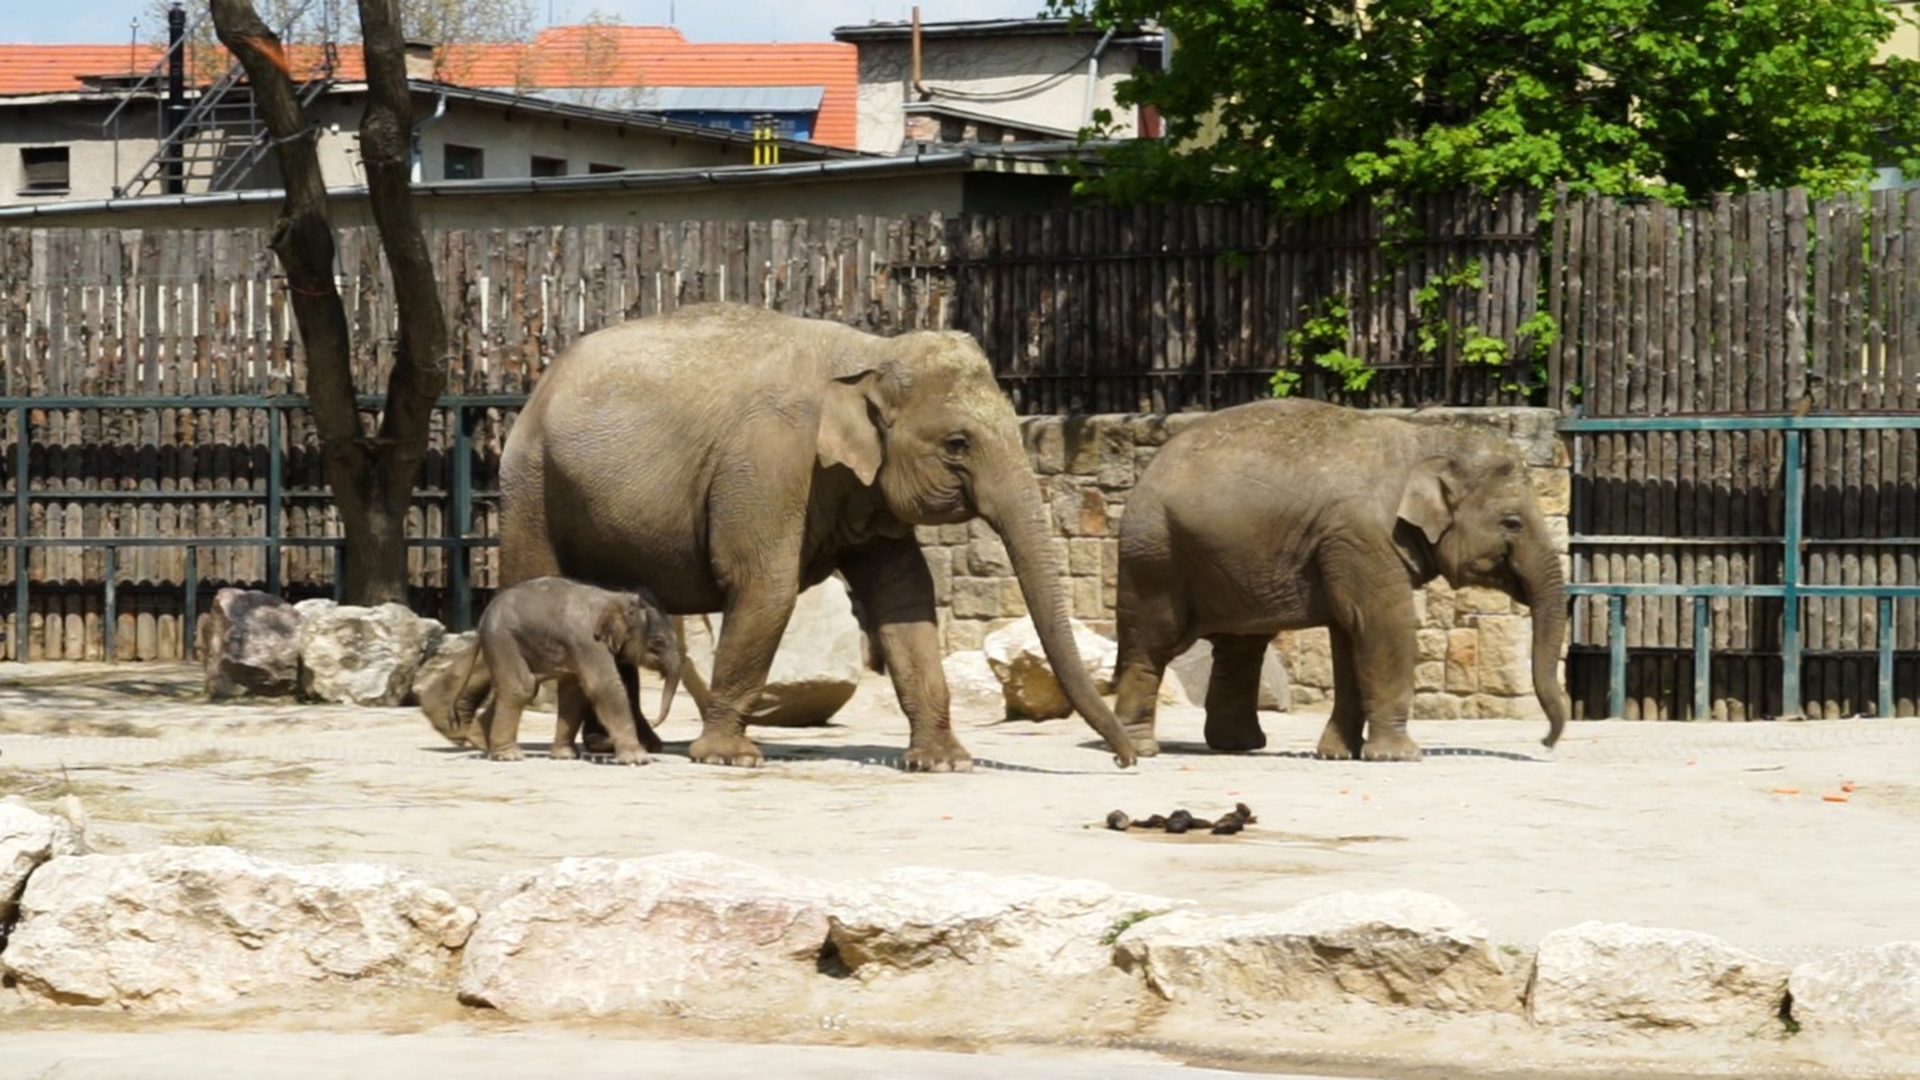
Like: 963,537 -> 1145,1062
594,601 -> 627,648
817,369 -> 884,486
1397,455 -> 1458,545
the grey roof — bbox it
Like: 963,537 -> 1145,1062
629,85 -> 824,113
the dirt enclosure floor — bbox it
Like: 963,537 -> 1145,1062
3,662 -> 1917,1079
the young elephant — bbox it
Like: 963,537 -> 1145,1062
454,577 -> 683,764
1112,399 -> 1571,761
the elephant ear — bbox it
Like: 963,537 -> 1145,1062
1397,455 -> 1459,545
593,600 -> 629,651
817,369 -> 884,486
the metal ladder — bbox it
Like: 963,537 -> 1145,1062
104,1 -> 336,200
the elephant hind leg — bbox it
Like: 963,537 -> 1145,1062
1203,634 -> 1270,753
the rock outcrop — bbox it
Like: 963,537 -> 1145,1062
197,588 -> 304,700
2,846 -> 474,1010
982,617 -> 1118,720
458,852 -> 832,1018
295,600 -> 444,707
1527,921 -> 1789,1030
1114,890 -> 1518,1013
1789,942 -> 1920,1045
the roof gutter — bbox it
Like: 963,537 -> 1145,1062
1081,26 -> 1117,127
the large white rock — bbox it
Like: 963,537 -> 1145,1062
1114,890 -> 1517,1013
1789,942 -> 1920,1044
1166,638 -> 1290,712
0,798 -> 89,931
942,649 -> 1007,722
982,616 -> 1118,720
197,588 -> 304,700
458,852 -> 832,1018
828,867 -> 1179,981
1528,921 -> 1789,1030
1,846 -> 474,1010
296,599 -> 444,707
681,576 -> 864,727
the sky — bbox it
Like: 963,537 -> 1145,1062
3,1 -> 1057,45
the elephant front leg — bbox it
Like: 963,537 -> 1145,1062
838,538 -> 972,772
1343,617 -> 1423,763
689,590 -> 796,768
1314,626 -> 1365,760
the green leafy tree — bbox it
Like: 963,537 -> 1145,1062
1052,0 -> 1920,210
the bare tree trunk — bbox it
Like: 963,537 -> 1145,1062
212,0 -> 448,605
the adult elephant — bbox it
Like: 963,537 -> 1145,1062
498,303 -> 1136,771
1111,399 -> 1570,760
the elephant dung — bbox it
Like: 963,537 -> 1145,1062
1113,890 -> 1519,1014
679,576 -> 865,727
1788,942 -> 1920,1046
982,616 -> 1118,721
197,588 -> 303,701
295,600 -> 444,707
458,852 -> 832,1018
1166,639 -> 1291,713
1,846 -> 474,1010
1527,921 -> 1789,1030
828,867 -> 1181,982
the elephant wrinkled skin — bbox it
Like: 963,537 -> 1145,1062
498,304 -> 1136,770
1112,399 -> 1571,760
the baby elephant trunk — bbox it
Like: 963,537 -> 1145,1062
655,649 -> 682,726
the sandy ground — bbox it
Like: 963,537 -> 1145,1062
2,662 -> 1917,1078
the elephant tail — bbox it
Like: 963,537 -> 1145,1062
450,645 -> 492,737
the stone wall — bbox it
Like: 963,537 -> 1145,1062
917,408 -> 1571,719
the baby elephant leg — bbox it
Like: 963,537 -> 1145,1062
577,649 -> 650,766
479,641 -> 536,762
551,677 -> 584,760
619,660 -> 665,754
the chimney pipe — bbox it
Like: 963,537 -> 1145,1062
911,6 -> 927,100
165,1 -> 186,195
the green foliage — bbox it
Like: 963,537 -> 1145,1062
1049,0 -> 1920,211
1279,294 -> 1376,396
1100,908 -> 1173,945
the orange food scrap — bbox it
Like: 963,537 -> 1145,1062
1339,788 -> 1350,795
1770,787 -> 1800,795
940,814 -> 953,821
1841,782 -> 1857,793
1823,794 -> 1849,804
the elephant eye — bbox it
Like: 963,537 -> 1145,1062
1500,514 -> 1524,533
943,433 -> 971,458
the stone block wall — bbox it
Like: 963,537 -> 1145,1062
918,408 -> 1571,719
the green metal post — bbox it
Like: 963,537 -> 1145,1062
1781,430 -> 1804,718
13,405 -> 29,662
184,546 -> 199,661
1608,594 -> 1627,719
266,402 -> 282,595
451,404 -> 473,631
103,545 -> 117,662
1692,597 -> 1711,721
1880,597 -> 1896,719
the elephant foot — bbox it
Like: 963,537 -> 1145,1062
550,743 -> 577,761
486,746 -> 525,762
1313,720 -> 1360,760
612,747 -> 652,767
904,741 -> 974,773
1203,715 -> 1268,754
1360,731 -> 1424,762
689,732 -> 764,768
1122,724 -> 1161,758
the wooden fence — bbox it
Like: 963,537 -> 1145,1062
1548,188 -> 1920,720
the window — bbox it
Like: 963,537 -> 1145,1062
588,162 -> 624,174
443,144 -> 484,181
530,155 -> 566,178
19,146 -> 70,193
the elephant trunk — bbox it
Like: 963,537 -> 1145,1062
656,651 -> 681,726
976,446 -> 1138,768
1514,510 -> 1572,749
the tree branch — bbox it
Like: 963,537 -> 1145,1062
211,0 -> 370,491
357,0 -> 449,493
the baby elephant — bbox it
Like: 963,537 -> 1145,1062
454,577 -> 682,765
